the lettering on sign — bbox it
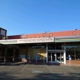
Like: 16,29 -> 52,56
21,32 -> 53,39
21,34 -> 28,39
17,37 -> 54,43
72,31 -> 80,35
43,32 -> 53,37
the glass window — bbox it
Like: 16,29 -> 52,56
48,43 -> 64,50
1,30 -> 5,35
56,43 -> 62,49
32,46 -> 39,49
40,46 -> 46,48
66,43 -> 80,60
48,43 -> 55,50
29,44 -> 46,49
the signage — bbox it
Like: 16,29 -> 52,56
21,34 -> 28,39
0,39 -> 17,44
17,37 -> 54,43
21,32 -> 53,39
43,32 -> 53,37
20,54 -> 26,59
72,30 -> 80,35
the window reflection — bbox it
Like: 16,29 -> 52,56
56,43 -> 62,49
66,45 -> 80,60
31,45 -> 46,49
48,43 -> 64,50
28,44 -> 46,60
48,43 -> 55,49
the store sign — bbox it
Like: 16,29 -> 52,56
0,39 -> 17,44
21,34 -> 28,39
21,32 -> 53,39
17,37 -> 54,43
72,30 -> 80,35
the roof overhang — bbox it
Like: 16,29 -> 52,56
0,36 -> 80,44
0,37 -> 54,44
55,36 -> 80,42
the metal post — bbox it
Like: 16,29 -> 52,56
64,46 -> 66,64
13,49 -> 15,62
29,56 -> 30,63
46,44 -> 48,63
60,52 -> 61,62
56,53 -> 57,62
36,56 -> 38,64
4,48 -> 7,64
55,53 -> 56,61
36,59 -> 37,64
43,57 -> 45,64
51,53 -> 52,64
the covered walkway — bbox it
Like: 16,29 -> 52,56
0,44 -> 19,63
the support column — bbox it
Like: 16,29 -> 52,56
55,52 -> 56,61
51,53 -> 52,62
13,49 -> 15,62
26,45 -> 28,59
64,45 -> 66,64
60,52 -> 61,62
46,43 -> 48,63
4,48 -> 7,63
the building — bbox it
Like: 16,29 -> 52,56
0,27 -> 80,65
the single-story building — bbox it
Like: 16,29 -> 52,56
0,27 -> 80,65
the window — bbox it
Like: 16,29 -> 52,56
56,43 -> 62,49
48,43 -> 63,50
66,43 -> 80,60
48,43 -> 55,50
1,30 -> 5,35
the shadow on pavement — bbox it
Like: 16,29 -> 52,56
0,71 -> 80,80
0,62 -> 60,66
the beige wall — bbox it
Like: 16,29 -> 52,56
40,48 -> 46,59
18,46 -> 46,60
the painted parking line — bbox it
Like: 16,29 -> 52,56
21,64 -> 27,72
32,70 -> 43,73
45,65 -> 80,75
45,65 -> 53,74
64,66 -> 80,73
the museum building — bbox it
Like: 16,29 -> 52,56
0,27 -> 80,65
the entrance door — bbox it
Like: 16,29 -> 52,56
48,52 -> 55,62
56,52 -> 64,63
48,51 -> 64,63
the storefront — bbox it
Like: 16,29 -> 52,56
0,29 -> 80,65
0,43 -> 67,64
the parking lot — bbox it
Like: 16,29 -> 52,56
0,63 -> 80,80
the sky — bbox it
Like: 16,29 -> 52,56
0,0 -> 80,35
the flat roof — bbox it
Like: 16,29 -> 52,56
8,30 -> 80,39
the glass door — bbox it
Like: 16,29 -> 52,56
56,52 -> 64,63
48,51 -> 64,63
48,52 -> 51,61
48,52 -> 55,62
52,52 -> 55,61
56,52 -> 60,62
